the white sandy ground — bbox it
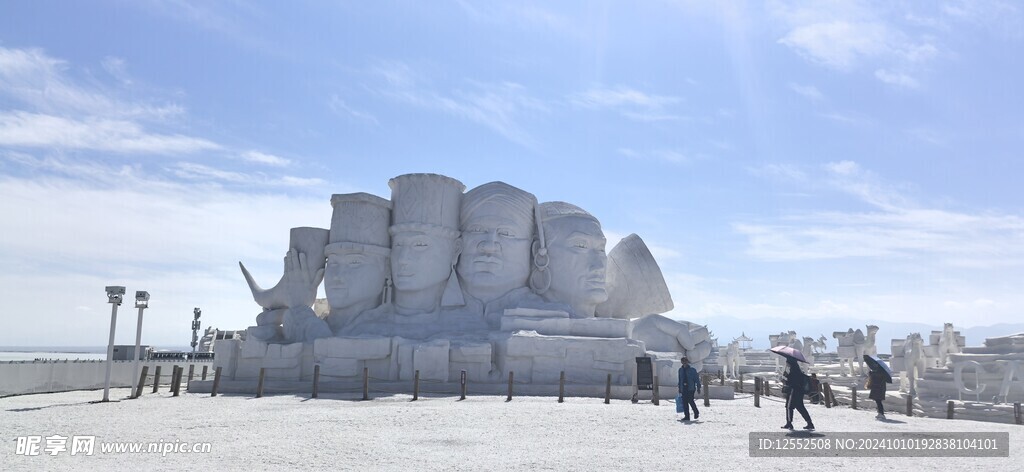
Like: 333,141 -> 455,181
1,388 -> 1021,471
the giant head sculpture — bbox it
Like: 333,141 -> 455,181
388,173 -> 465,315
533,201 -> 608,317
457,181 -> 537,304
324,192 -> 392,332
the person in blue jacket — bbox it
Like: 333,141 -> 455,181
677,358 -> 701,421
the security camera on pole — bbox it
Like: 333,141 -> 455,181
130,291 -> 149,399
191,308 -> 201,353
102,286 -> 125,402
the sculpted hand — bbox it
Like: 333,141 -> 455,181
282,249 -> 325,308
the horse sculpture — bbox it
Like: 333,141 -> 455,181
937,322 -> 961,368
863,325 -> 879,357
811,335 -> 827,355
723,340 -> 741,379
834,328 -> 867,376
902,332 -> 926,395
802,336 -> 817,364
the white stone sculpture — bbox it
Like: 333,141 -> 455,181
533,201 -> 608,318
937,322 -> 962,368
902,332 -> 926,394
723,340 -> 741,379
811,335 -> 827,355
802,337 -> 816,365
388,173 -> 465,315
323,193 -> 392,334
222,173 -> 713,393
242,227 -> 332,343
863,325 -> 879,357
595,234 -> 673,319
455,182 -> 542,327
833,328 -> 867,376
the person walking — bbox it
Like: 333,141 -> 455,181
866,368 -> 888,419
782,358 -> 815,430
677,358 -> 701,421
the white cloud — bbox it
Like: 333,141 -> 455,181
874,69 -> 919,88
369,63 -> 547,146
0,111 -> 221,154
572,86 -> 681,109
240,150 -> 291,167
788,83 -> 824,101
618,148 -> 699,165
779,20 -> 891,70
824,160 -> 859,176
328,95 -> 379,125
171,162 -> 324,187
747,163 -> 807,181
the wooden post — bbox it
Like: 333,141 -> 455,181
604,373 -> 612,404
734,381 -> 740,393
202,365 -> 208,381
851,386 -> 858,410
413,370 -> 420,401
906,394 -> 913,417
460,370 -> 467,401
822,382 -> 833,409
558,371 -> 565,403
1014,402 -> 1021,425
210,366 -> 222,397
739,373 -> 744,393
312,364 -> 320,399
256,367 -> 266,398
719,371 -> 724,386
152,365 -> 162,393
172,366 -> 182,397
651,374 -> 659,406
506,371 -> 514,402
362,367 -> 369,401
764,378 -> 770,397
133,365 -> 149,399
754,378 -> 761,408
188,364 -> 195,383
703,375 -> 710,407
947,400 -> 954,419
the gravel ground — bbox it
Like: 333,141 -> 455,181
2,388 -> 1020,471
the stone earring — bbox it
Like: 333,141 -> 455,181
440,263 -> 465,307
381,277 -> 393,305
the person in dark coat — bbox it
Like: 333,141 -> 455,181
677,358 -> 702,421
866,369 -> 887,419
782,358 -> 814,430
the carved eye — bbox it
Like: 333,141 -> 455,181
414,241 -> 429,248
466,226 -> 486,234
498,228 -> 515,238
572,240 -> 587,249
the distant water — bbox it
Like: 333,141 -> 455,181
0,346 -> 191,362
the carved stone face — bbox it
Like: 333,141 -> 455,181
457,207 -> 533,302
324,251 -> 388,313
543,215 -> 608,316
391,230 -> 459,293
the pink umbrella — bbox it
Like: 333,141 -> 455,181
769,345 -> 809,363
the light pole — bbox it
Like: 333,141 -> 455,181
130,291 -> 149,399
102,286 -> 125,402
191,308 -> 201,353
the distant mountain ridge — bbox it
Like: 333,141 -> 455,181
679,316 -> 1024,355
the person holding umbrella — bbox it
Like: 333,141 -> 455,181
771,346 -> 815,430
864,354 -> 893,419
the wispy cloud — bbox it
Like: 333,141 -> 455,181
367,61 -> 547,146
618,147 -> 701,165
0,111 -> 220,154
769,2 -> 940,86
328,95 -> 379,125
171,162 -> 324,187
874,69 -> 919,88
736,161 -> 1024,267
570,86 -> 683,121
788,82 -> 824,101
239,150 -> 291,167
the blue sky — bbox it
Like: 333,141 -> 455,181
2,1 -> 1023,346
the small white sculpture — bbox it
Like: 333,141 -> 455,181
802,336 -> 816,365
533,202 -> 608,318
902,332 -> 926,394
723,340 -> 741,379
834,328 -> 867,376
811,335 -> 827,354
937,322 -> 962,368
863,325 -> 879,357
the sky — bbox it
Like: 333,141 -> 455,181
1,1 -> 1023,347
